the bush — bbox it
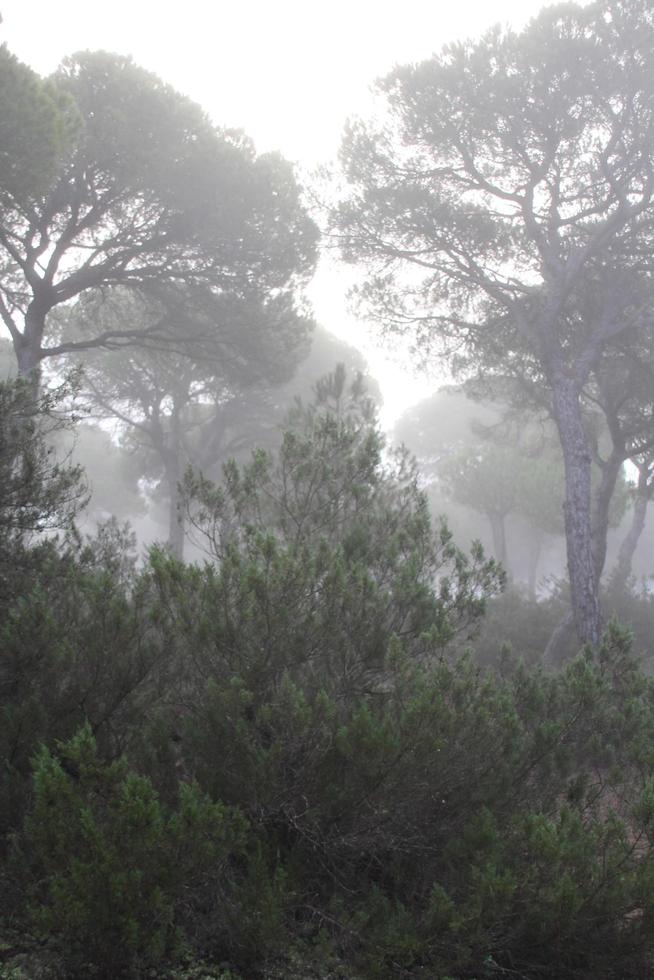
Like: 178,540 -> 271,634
7,372 -> 654,978
146,612 -> 654,977
0,522 -> 176,843
13,724 -> 246,978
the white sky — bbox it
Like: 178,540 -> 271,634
1,0 -> 557,427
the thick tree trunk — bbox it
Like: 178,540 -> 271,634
612,470 -> 650,591
16,301 -> 47,379
15,328 -> 43,396
550,374 -> 601,648
16,342 -> 42,377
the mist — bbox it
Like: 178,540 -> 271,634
3,2 -> 654,978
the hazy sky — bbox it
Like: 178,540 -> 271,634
1,0 -> 563,425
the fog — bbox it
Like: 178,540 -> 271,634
4,3 -> 654,976
0,0 -> 652,651
0,0 -> 654,980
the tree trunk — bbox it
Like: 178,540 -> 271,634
488,511 -> 508,573
164,449 -> 184,559
167,468 -> 185,560
550,374 -> 601,648
16,343 -> 42,377
16,301 -> 48,379
591,453 -> 624,582
164,403 -> 185,560
526,526 -> 544,599
612,468 -> 650,591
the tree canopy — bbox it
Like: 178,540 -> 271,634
0,50 -> 318,375
335,0 -> 654,648
0,43 -> 76,206
70,287 -> 376,555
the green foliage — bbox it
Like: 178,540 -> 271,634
0,44 -> 77,206
7,371 -> 654,979
0,519 -> 173,841
158,622 -> 654,979
16,724 -> 245,979
50,51 -> 317,291
72,313 -> 377,555
172,370 -> 502,703
0,377 -> 86,548
396,385 -> 632,595
439,441 -> 565,534
335,0 -> 654,647
0,48 -> 318,376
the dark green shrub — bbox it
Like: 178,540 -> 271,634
158,623 -> 654,978
7,371 -> 654,979
15,724 -> 246,978
0,531 -> 176,843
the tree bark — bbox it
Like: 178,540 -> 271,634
16,342 -> 41,377
15,305 -> 46,383
550,374 -> 601,648
591,453 -> 624,581
612,468 -> 650,591
15,296 -> 51,375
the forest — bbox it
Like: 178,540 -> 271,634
3,1 -> 654,977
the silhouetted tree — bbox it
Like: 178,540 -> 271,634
0,50 -> 317,376
335,0 -> 654,647
75,288 -> 375,556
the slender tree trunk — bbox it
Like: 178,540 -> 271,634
164,450 -> 184,559
550,374 -> 601,648
612,469 -> 650,591
591,453 -> 624,581
526,526 -> 544,599
167,470 -> 184,559
164,405 -> 185,560
488,511 -> 508,573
